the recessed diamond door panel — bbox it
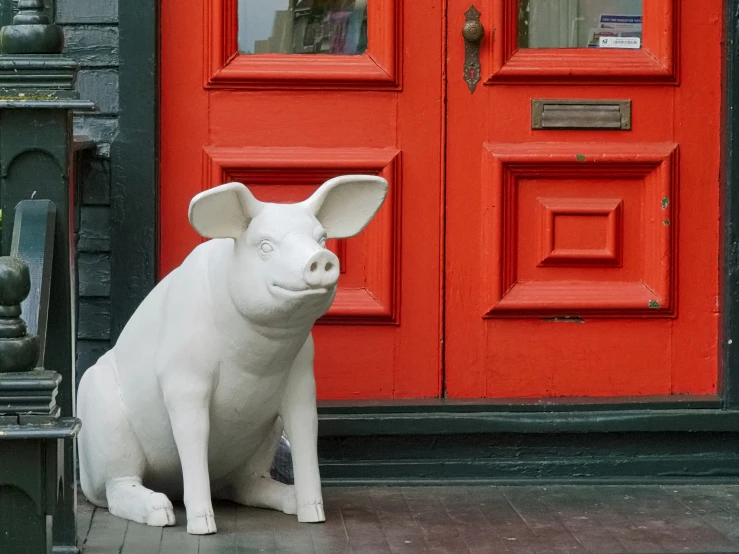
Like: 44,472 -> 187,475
537,197 -> 624,267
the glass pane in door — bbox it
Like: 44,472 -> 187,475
238,0 -> 368,55
519,0 -> 642,49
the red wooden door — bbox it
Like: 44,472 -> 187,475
162,0 -> 723,402
160,0 -> 444,399
445,0 -> 723,398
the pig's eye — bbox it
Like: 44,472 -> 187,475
258,241 -> 275,256
319,237 -> 327,248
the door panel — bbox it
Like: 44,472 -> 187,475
201,146 -> 400,324
481,142 -> 677,317
445,0 -> 721,398
160,0 -> 444,400
206,0 -> 398,88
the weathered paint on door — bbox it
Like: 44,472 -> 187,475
160,0 -> 444,399
445,0 -> 722,397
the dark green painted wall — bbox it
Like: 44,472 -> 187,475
725,0 -> 739,407
55,0 -> 118,380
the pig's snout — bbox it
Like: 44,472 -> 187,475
303,249 -> 340,288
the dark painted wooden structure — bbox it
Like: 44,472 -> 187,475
0,1 -> 89,551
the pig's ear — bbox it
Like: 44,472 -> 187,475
303,175 -> 388,239
189,182 -> 263,239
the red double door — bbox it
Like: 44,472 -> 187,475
161,0 -> 722,400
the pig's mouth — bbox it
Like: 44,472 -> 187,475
270,283 -> 333,299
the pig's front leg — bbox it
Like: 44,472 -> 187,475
280,335 -> 325,523
159,356 -> 218,535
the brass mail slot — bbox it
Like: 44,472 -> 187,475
531,99 -> 632,130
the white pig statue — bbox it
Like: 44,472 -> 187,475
76,175 -> 388,534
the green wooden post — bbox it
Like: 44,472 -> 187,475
0,1 -> 93,552
0,246 -> 81,554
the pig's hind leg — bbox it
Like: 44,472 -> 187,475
218,418 -> 298,516
78,356 -> 176,527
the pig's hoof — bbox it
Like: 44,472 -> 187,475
106,481 -> 175,527
187,508 -> 217,535
146,503 -> 176,527
298,502 -> 325,523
